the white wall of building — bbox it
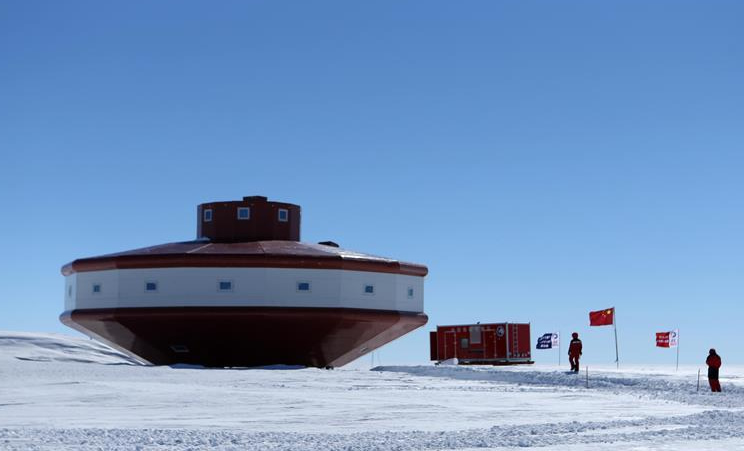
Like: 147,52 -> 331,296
65,267 -> 424,313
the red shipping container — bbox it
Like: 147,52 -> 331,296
429,323 -> 533,365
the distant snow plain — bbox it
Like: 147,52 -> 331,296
1,332 -> 743,450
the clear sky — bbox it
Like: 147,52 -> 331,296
2,1 -> 743,366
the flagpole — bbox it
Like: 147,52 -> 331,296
613,308 -> 619,369
558,331 -> 561,367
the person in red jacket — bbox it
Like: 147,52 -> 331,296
706,348 -> 722,392
568,332 -> 582,373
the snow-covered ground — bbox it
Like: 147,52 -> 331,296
1,332 -> 743,450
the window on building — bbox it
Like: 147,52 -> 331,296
460,338 -> 469,349
92,284 -> 101,294
237,207 -> 250,220
218,280 -> 233,291
145,281 -> 158,292
469,326 -> 482,344
364,284 -> 375,294
297,282 -> 311,292
407,287 -> 414,298
203,209 -> 213,222
278,208 -> 289,222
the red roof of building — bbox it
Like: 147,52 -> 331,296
61,241 -> 428,277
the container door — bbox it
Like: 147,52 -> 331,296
468,326 -> 483,359
483,330 -> 495,359
516,324 -> 532,359
494,324 -> 507,359
444,330 -> 457,360
429,331 -> 438,361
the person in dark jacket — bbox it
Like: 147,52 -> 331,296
706,348 -> 722,392
568,332 -> 582,373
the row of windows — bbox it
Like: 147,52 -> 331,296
203,208 -> 289,223
80,282 -> 416,297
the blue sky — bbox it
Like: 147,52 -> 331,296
2,1 -> 743,366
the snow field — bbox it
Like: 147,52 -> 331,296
1,332 -> 743,450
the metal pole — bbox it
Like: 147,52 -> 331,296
558,331 -> 561,367
697,369 -> 700,392
613,309 -> 619,369
676,335 -> 680,372
505,322 -> 510,363
586,366 -> 589,388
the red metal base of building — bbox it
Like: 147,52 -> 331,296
60,307 -> 427,368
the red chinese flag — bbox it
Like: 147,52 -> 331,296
656,332 -> 671,348
589,307 -> 615,326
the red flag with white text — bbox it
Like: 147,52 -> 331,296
656,329 -> 678,348
589,307 -> 615,326
656,332 -> 671,347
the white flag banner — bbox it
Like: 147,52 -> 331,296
551,332 -> 560,347
669,329 -> 679,348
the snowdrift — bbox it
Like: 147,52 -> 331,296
0,331 -> 141,365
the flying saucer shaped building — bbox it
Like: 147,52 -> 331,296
60,196 -> 428,368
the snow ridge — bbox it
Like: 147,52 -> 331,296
374,365 -> 744,409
